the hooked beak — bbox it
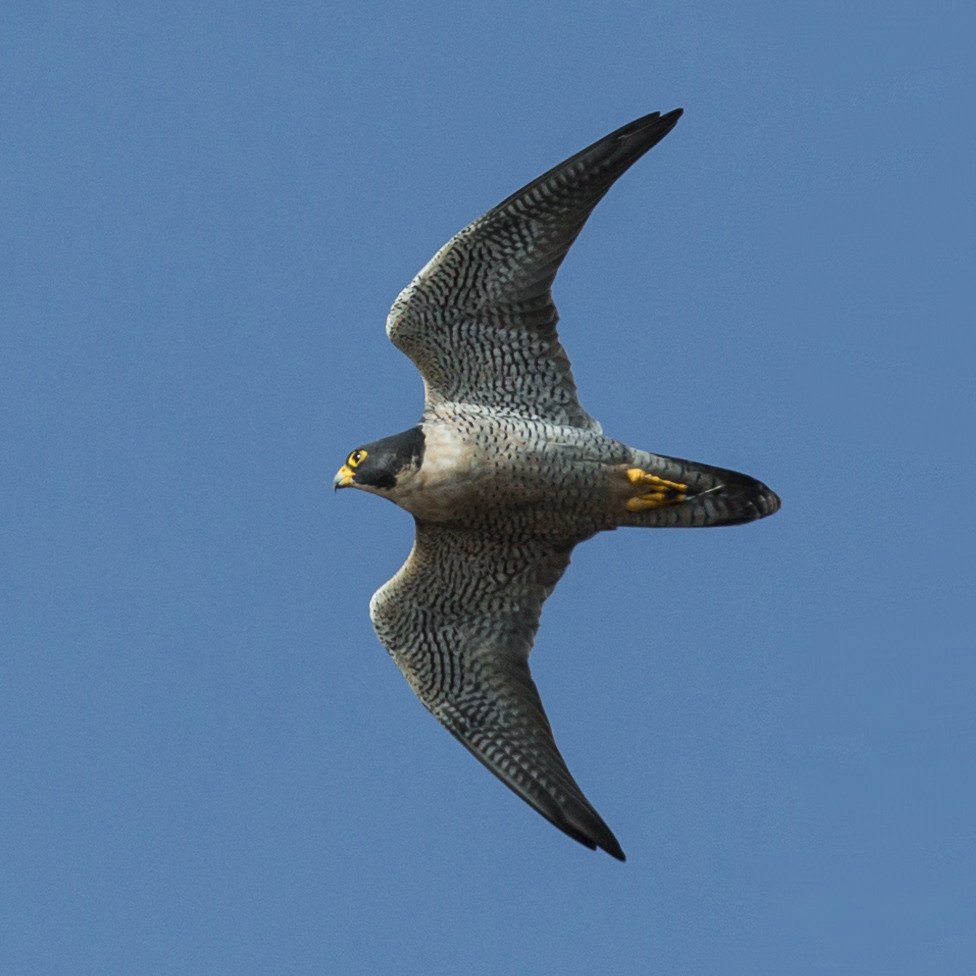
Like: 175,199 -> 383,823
333,465 -> 354,492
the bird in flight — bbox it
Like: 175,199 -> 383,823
334,109 -> 780,861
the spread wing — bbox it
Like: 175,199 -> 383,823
369,521 -> 625,860
387,109 -> 683,431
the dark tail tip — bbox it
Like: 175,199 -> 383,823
704,476 -> 780,526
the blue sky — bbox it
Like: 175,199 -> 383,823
3,1 -> 974,973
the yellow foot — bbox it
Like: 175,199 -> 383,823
624,468 -> 688,512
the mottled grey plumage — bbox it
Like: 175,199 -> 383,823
335,109 -> 780,861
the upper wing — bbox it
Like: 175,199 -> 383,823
387,109 -> 683,430
369,521 -> 625,860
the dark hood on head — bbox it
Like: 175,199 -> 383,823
354,425 -> 425,490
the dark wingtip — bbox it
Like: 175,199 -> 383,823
654,107 -> 683,131
617,107 -> 683,140
585,817 -> 626,861
652,107 -> 683,141
581,828 -> 625,861
559,808 -> 627,861
603,108 -> 683,165
488,106 -> 684,223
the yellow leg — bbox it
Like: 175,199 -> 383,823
624,468 -> 688,512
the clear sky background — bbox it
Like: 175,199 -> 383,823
3,2 -> 974,974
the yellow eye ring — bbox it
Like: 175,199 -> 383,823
347,449 -> 367,468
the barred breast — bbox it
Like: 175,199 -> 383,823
389,405 -> 630,527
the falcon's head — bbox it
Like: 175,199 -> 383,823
333,426 -> 425,496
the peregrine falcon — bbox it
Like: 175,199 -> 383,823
334,109 -> 779,861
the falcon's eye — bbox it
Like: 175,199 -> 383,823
347,449 -> 367,468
